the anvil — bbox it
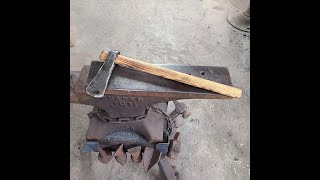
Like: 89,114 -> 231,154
70,57 -> 236,180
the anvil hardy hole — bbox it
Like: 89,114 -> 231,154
200,71 -> 206,76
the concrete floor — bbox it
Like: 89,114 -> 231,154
70,0 -> 250,179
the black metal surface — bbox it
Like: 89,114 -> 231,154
156,143 -> 169,156
86,51 -> 119,98
103,130 -> 153,149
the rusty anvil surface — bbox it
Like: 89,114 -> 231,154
70,61 -> 233,118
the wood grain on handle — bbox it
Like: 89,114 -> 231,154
100,51 -> 242,98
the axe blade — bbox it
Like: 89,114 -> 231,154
86,50 -> 119,98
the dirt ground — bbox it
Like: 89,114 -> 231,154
70,0 -> 250,179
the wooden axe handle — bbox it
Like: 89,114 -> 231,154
100,51 -> 242,98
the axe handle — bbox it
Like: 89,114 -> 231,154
100,51 -> 242,98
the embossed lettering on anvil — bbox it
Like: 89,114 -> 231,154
119,102 -> 126,107
108,96 -> 143,107
128,102 -> 136,107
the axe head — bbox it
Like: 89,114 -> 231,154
86,50 -> 119,98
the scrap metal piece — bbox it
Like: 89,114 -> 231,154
156,143 -> 169,156
97,147 -> 113,164
173,100 -> 187,114
182,110 -> 191,119
86,50 -> 120,98
143,147 -> 154,172
170,100 -> 191,122
158,157 -> 178,180
148,149 -> 162,172
80,141 -> 101,156
174,115 -> 184,128
127,146 -> 142,163
114,144 -> 127,165
143,147 -> 162,172
168,132 -> 181,159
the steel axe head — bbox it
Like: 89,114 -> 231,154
85,50 -> 119,98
